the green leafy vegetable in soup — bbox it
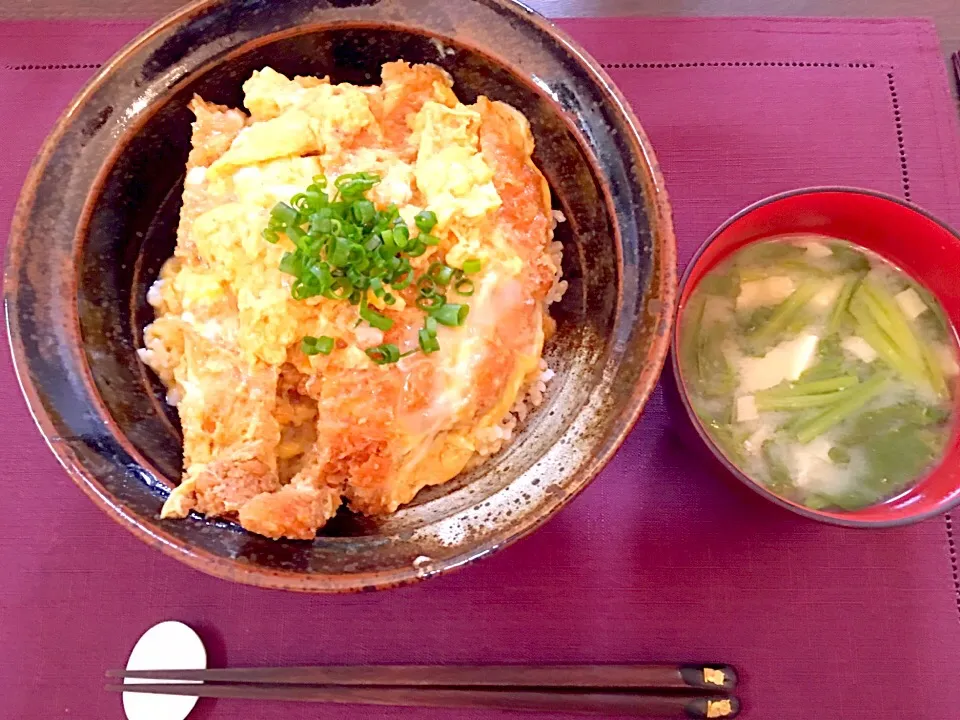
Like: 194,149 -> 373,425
678,234 -> 958,511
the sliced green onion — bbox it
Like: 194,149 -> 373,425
415,210 -> 438,233
346,269 -> 369,291
393,225 -> 410,249
454,278 -> 475,296
305,188 -> 327,207
432,303 -> 469,326
328,277 -> 353,300
416,294 -> 446,311
428,262 -> 456,286
462,258 -> 483,274
290,192 -> 311,212
302,235 -> 323,256
278,252 -> 302,276
302,335 -> 334,356
329,237 -> 352,267
270,202 -> 299,227
292,279 -> 324,300
307,261 -> 333,289
385,256 -> 402,275
419,328 -> 440,353
352,200 -> 375,225
347,244 -> 367,266
391,257 -> 411,280
335,172 -> 380,198
378,238 -> 399,260
405,239 -> 426,257
285,225 -> 308,251
349,254 -> 370,274
366,343 -> 401,364
360,301 -> 394,331
391,270 -> 414,290
381,205 -> 400,223
267,177 -> 477,344
310,216 -> 331,235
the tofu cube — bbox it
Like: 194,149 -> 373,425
841,335 -> 878,363
735,395 -> 759,422
736,276 -> 795,312
895,288 -> 928,320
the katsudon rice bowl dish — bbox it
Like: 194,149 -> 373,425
7,0 -> 675,590
138,62 -> 569,540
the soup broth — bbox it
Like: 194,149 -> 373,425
679,234 -> 958,511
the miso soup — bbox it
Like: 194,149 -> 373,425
678,235 -> 958,511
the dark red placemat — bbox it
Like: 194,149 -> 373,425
3,16 -> 960,720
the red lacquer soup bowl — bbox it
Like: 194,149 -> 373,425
672,187 -> 960,527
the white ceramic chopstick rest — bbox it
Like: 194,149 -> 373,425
123,621 -> 207,720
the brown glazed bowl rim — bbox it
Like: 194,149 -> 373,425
671,185 -> 960,529
6,0 -> 676,590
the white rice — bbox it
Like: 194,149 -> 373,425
146,279 -> 165,308
545,240 -> 569,305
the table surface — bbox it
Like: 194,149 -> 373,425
2,13 -> 960,720
1,0 -> 958,58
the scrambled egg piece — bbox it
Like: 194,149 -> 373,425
140,62 -> 563,540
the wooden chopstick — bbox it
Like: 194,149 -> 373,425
105,683 -> 740,718
107,663 -> 737,691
